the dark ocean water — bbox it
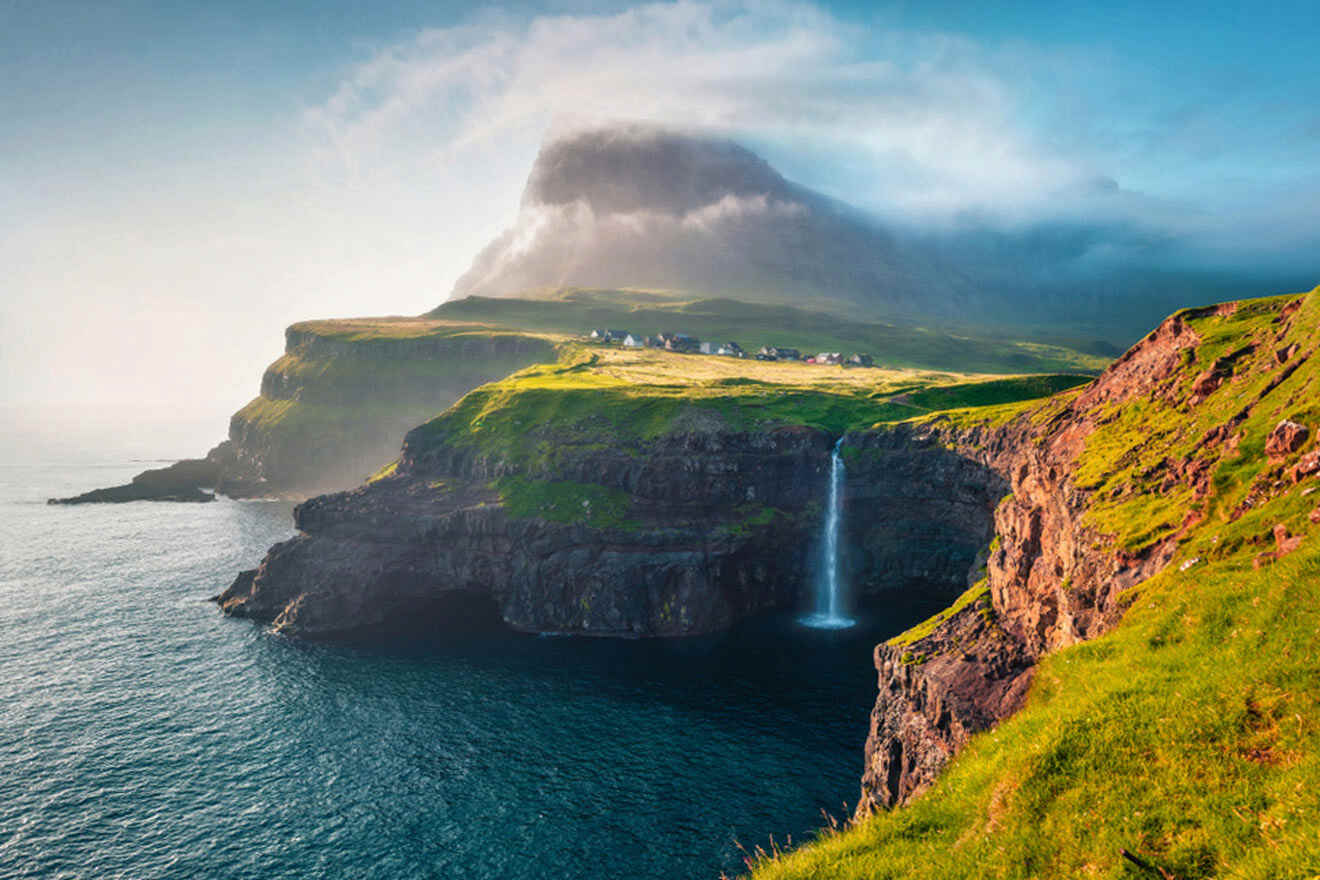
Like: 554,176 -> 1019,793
0,462 -> 941,879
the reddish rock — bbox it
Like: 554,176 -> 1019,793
1309,507 -> 1320,525
857,308 -> 1203,813
1274,523 -> 1304,556
1189,368 -> 1224,401
1275,343 -> 1300,364
1266,420 -> 1309,459
1292,450 -> 1320,482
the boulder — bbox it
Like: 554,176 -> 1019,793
1266,420 -> 1309,460
1292,450 -> 1320,483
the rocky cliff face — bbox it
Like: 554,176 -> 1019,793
855,300 -> 1293,812
222,325 -> 554,497
216,405 -> 1015,639
219,425 -> 832,636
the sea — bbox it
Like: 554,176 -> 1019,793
0,459 -> 940,879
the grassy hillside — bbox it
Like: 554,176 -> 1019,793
746,288 -> 1320,879
222,289 -> 1107,493
410,344 -> 1090,456
225,320 -> 558,492
405,345 -> 1090,523
429,289 -> 1113,375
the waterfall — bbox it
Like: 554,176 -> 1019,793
802,437 -> 855,629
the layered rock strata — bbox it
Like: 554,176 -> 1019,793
216,410 -> 1012,639
856,305 -> 1244,812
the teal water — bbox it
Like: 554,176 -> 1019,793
0,462 -> 939,879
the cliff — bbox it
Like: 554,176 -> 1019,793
857,305 -> 1203,810
53,292 -> 1111,506
51,318 -> 558,504
216,347 -> 1083,637
750,285 -> 1320,879
221,319 -> 556,496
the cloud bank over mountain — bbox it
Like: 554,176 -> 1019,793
449,122 -> 1295,336
306,0 -> 1320,278
452,123 -> 972,318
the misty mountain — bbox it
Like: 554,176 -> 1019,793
449,123 -> 1299,341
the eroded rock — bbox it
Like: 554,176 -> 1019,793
1266,420 -> 1309,459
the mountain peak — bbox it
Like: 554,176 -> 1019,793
522,123 -> 792,216
450,122 -> 940,315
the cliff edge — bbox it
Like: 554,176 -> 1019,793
751,285 -> 1320,879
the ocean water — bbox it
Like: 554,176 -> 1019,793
0,462 -> 941,879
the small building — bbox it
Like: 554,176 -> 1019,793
588,329 -> 608,340
622,334 -> 645,349
665,333 -> 700,353
645,335 -> 665,348
758,346 -> 801,361
698,341 -> 714,354
589,329 -> 628,343
847,353 -> 874,367
815,352 -> 843,366
716,342 -> 744,357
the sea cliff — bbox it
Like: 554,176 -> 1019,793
216,348 -> 1083,636
749,286 -> 1320,879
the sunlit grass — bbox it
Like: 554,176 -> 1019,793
746,288 -> 1320,879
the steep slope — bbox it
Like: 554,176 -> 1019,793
748,286 -> 1320,879
221,319 -> 555,496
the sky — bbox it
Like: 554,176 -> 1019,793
2,0 -> 1318,458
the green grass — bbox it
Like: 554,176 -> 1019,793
407,345 -> 1083,470
898,374 -> 1092,412
750,548 -> 1320,880
428,289 -> 1113,375
745,287 -> 1320,879
887,580 -> 992,649
493,475 -> 635,528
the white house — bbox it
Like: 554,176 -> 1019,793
622,334 -> 645,348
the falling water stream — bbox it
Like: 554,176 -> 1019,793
801,437 -> 855,629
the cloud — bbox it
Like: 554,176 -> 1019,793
303,1 -> 1104,225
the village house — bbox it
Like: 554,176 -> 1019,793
757,346 -> 801,361
716,342 -> 745,357
698,341 -> 714,354
814,352 -> 843,366
622,334 -> 645,348
665,333 -> 701,353
847,353 -> 874,367
588,329 -> 630,343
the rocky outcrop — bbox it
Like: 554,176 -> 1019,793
857,306 -> 1209,812
48,443 -> 235,504
218,425 -> 833,636
1266,419 -> 1309,460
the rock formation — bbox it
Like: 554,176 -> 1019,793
857,292 -> 1320,811
215,417 -> 1012,638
